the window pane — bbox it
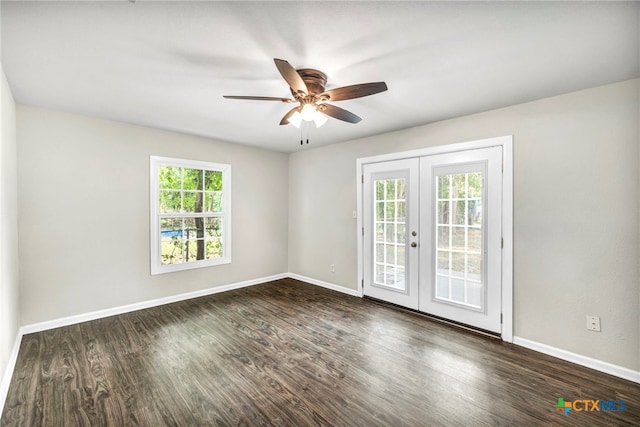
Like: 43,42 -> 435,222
161,240 -> 183,265
375,223 -> 384,242
385,179 -> 396,200
397,245 -> 405,266
376,202 -> 384,220
160,218 -> 182,240
467,282 -> 482,308
385,202 -> 395,221
384,265 -> 396,285
159,166 -> 182,190
206,218 -> 222,238
397,201 -> 406,221
452,174 -> 466,198
467,173 -> 482,198
185,239 -> 206,261
183,168 -> 203,190
453,200 -> 466,225
385,223 -> 395,242
468,228 -> 481,252
375,263 -> 385,284
396,224 -> 406,244
452,227 -> 465,250
376,244 -> 384,263
396,267 -> 405,288
159,190 -> 181,213
206,239 -> 222,259
438,201 -> 449,224
467,253 -> 482,280
397,179 -> 406,200
183,192 -> 203,213
451,252 -> 465,277
451,278 -> 465,303
184,217 -> 205,239
437,250 -> 449,273
437,226 -> 450,249
437,175 -> 449,200
375,181 -> 385,201
436,275 -> 449,299
205,192 -> 223,213
468,199 -> 482,226
205,170 -> 222,191
385,245 -> 396,265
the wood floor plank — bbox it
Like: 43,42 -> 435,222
2,278 -> 639,426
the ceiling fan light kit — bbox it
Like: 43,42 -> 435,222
224,58 -> 387,141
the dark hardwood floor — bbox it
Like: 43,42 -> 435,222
1,278 -> 638,426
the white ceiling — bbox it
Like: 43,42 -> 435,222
2,1 -> 639,152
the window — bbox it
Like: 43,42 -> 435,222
150,156 -> 231,274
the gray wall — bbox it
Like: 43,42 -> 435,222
12,79 -> 640,374
289,79 -> 640,371
17,106 -> 289,325
0,66 -> 19,384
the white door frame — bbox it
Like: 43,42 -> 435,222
356,135 -> 514,342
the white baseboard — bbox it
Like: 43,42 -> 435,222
287,273 -> 361,297
0,332 -> 24,415
21,273 -> 288,335
513,336 -> 640,384
5,276 -> 637,416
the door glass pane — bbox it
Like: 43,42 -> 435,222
436,275 -> 449,299
373,177 -> 407,290
438,201 -> 450,224
437,226 -> 450,249
468,228 -> 481,252
397,245 -> 405,266
452,227 -> 465,250
396,224 -> 406,244
453,200 -> 466,225
437,250 -> 450,273
434,171 -> 484,309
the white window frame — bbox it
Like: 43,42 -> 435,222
150,156 -> 231,275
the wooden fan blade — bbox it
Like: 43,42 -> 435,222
319,82 -> 387,102
274,58 -> 308,95
223,95 -> 293,102
319,104 -> 362,124
279,106 -> 301,125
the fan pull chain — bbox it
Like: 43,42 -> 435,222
299,121 -> 310,145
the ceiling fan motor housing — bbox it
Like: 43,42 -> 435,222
293,68 -> 327,97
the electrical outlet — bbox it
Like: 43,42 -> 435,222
330,264 -> 335,273
586,315 -> 601,332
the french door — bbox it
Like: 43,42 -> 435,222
363,147 -> 503,334
363,159 -> 420,309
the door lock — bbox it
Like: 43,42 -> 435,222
411,242 -> 418,248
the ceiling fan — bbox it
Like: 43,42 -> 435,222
223,58 -> 387,128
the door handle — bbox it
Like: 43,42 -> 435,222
411,242 -> 418,248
